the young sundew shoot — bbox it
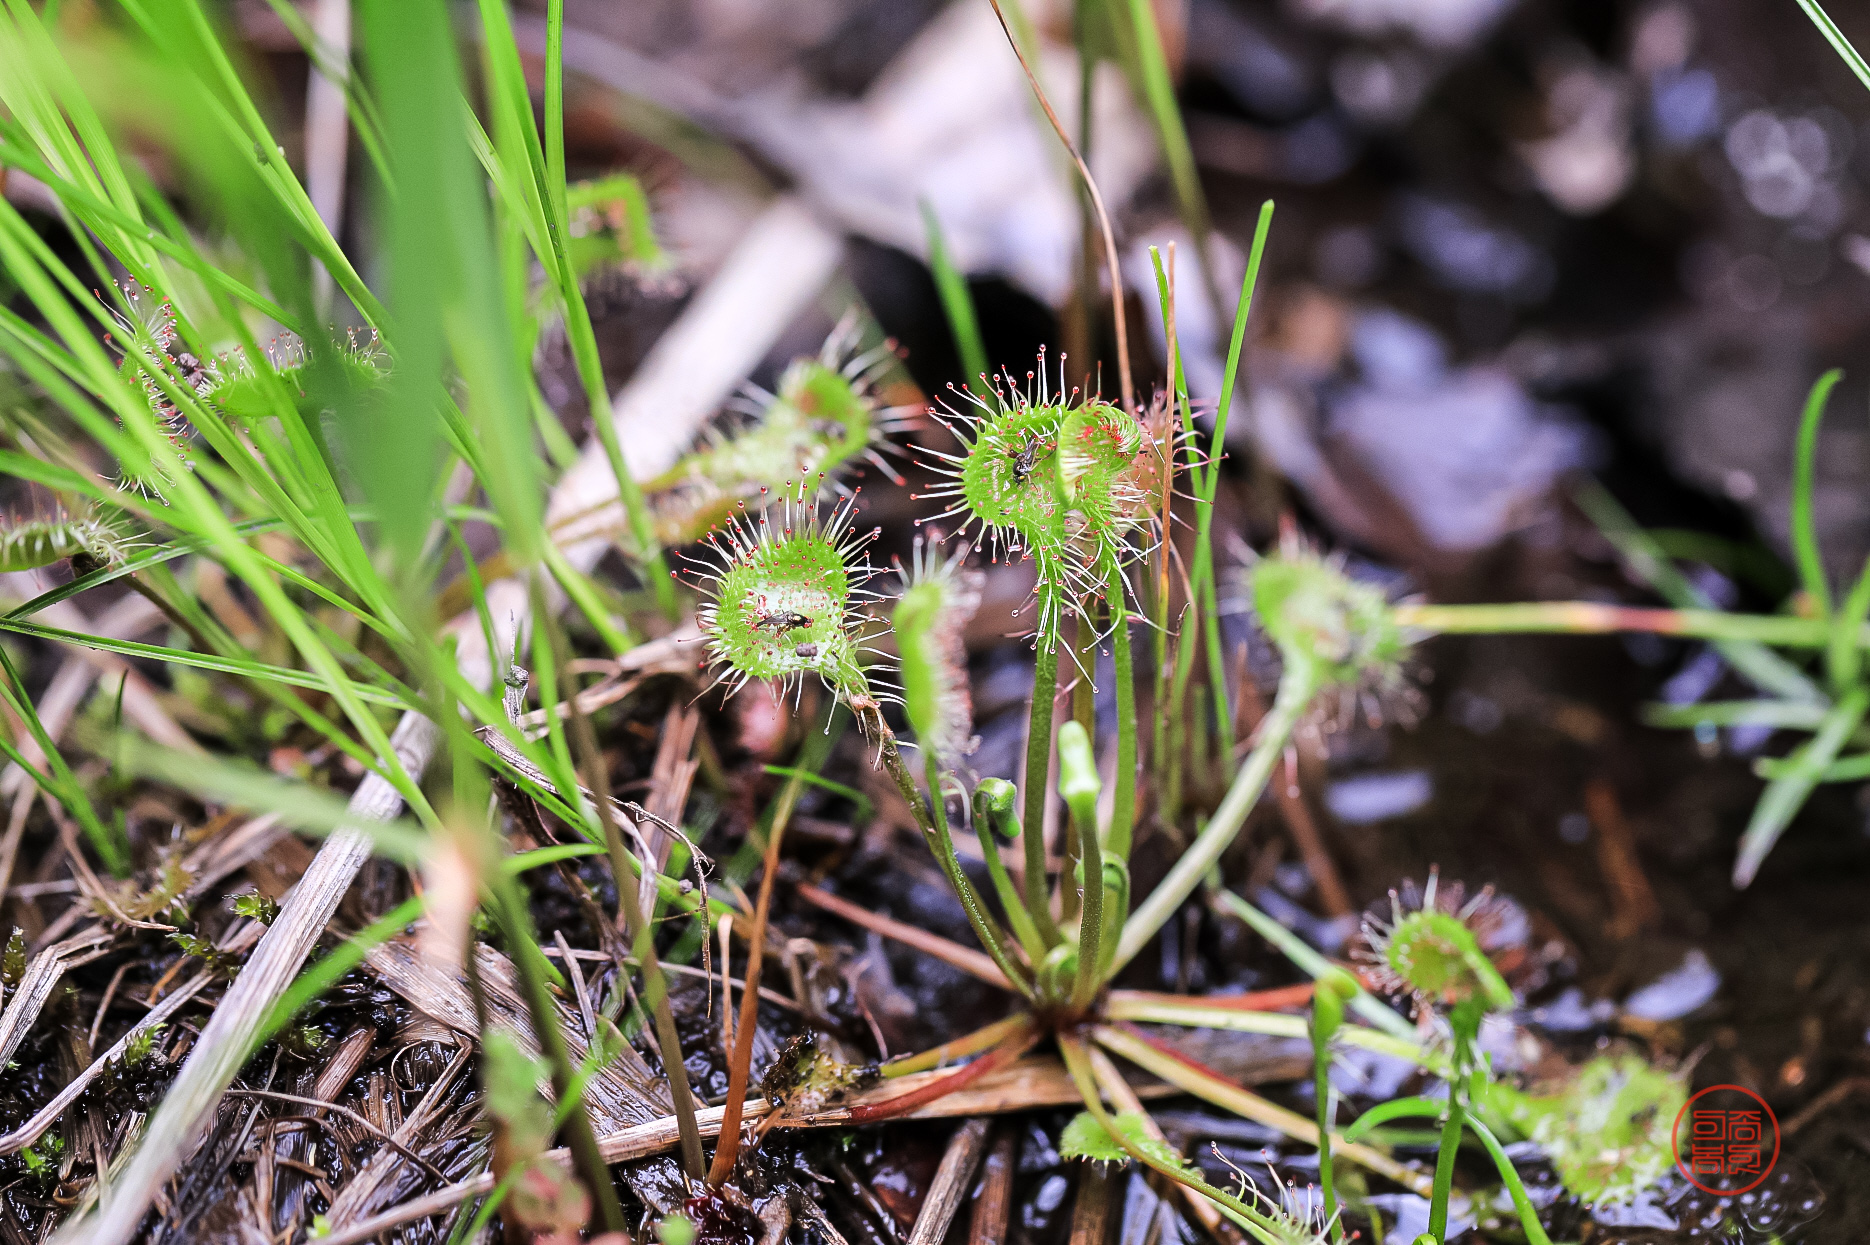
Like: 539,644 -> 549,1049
685,486 -> 888,709
650,320 -> 915,545
892,535 -> 983,769
1348,871 -> 1543,1244
1247,533 -> 1415,726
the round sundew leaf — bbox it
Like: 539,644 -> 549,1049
1381,910 -> 1514,1011
710,529 -> 854,684
957,400 -> 1067,548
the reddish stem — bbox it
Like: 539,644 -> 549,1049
845,1024 -> 1040,1125
1106,983 -> 1315,1013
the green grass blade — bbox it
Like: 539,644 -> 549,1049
0,616 -> 413,708
1734,685 -> 1870,886
1574,479 -> 1822,703
1792,369 -> 1843,617
1117,0 -> 1208,244
921,200 -> 989,395
1760,751 -> 1870,783
0,647 -> 129,873
1795,0 -> 1870,94
1641,700 -> 1831,730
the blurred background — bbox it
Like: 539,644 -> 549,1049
223,0 -> 1870,583
201,0 -> 1870,586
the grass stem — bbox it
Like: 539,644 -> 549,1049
1115,663 -> 1317,972
1396,600 -> 1854,648
555,637 -> 707,1181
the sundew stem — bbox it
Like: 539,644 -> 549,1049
1114,661 -> 1319,973
1022,583 -> 1064,946
1059,722 -> 1102,1008
972,783 -> 1050,964
1396,600 -> 1853,647
1315,1045 -> 1338,1235
870,711 -> 1036,998
1427,1024 -> 1476,1240
1107,555 -> 1138,862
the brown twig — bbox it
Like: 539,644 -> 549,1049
87,961 -> 130,1049
985,0 -> 1133,412
907,1119 -> 991,1245
707,767 -> 808,1183
967,1129 -> 1016,1245
1067,1149 -> 1117,1245
1272,753 -> 1352,919
1584,778 -> 1661,937
1783,1075 -> 1870,1138
223,1090 -> 452,1184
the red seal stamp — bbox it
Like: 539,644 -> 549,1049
1671,1083 -> 1780,1195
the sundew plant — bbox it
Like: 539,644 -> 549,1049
0,0 -> 1865,1243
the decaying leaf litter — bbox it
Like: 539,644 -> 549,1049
0,0 -> 1868,1243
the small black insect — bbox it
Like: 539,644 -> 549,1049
1009,431 -> 1047,484
751,608 -> 813,634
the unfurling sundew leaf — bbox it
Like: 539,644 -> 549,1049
649,320 -> 914,546
0,510 -> 139,572
893,536 -> 984,768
